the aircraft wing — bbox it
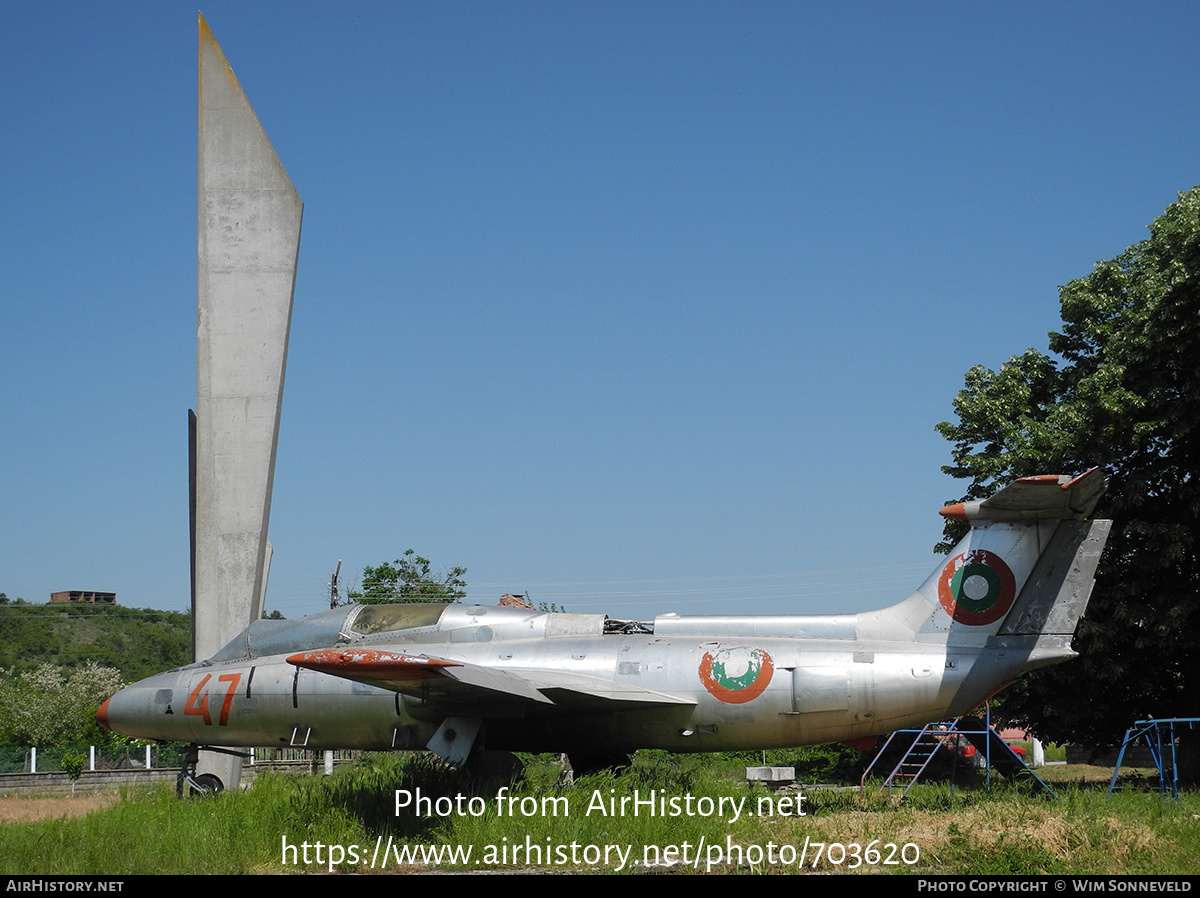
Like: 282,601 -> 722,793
517,669 -> 696,709
288,649 -> 552,705
287,649 -> 694,711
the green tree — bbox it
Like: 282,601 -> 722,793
0,662 -> 125,746
61,750 -> 87,793
936,187 -> 1200,777
350,550 -> 467,605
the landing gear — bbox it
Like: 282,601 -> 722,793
176,744 -> 234,797
189,773 -> 224,796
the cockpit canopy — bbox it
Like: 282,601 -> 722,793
208,601 -> 626,664
210,603 -> 451,662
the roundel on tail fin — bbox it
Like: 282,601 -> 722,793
937,550 -> 1016,625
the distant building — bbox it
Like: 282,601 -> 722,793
50,590 -> 117,606
498,593 -> 534,609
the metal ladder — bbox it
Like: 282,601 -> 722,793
862,721 -> 960,798
862,714 -> 1058,800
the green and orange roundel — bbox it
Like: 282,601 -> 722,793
698,646 -> 774,703
937,549 -> 1016,625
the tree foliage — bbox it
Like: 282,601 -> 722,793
350,550 -> 467,605
0,602 -> 192,682
937,188 -> 1200,766
0,662 -> 124,747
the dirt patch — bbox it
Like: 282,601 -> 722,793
0,792 -> 119,824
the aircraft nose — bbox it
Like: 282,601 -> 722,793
94,684 -> 152,738
96,696 -> 112,731
94,674 -> 192,741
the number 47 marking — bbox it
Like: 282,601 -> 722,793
184,673 -> 242,726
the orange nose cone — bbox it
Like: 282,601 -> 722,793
96,697 -> 112,731
939,503 -> 967,520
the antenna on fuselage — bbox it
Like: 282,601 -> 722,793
330,560 -> 343,608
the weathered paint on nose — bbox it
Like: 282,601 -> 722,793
95,681 -> 171,739
96,696 -> 112,731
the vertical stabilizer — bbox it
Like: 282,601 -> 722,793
857,469 -> 1110,648
194,15 -> 302,789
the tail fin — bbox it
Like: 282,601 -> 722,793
858,469 -> 1111,647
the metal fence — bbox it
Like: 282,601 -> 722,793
0,744 -> 358,774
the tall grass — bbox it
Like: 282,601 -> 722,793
2,753 -> 1197,874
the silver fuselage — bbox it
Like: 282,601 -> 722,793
101,601 -> 1065,754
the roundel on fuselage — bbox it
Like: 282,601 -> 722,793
698,646 -> 774,703
937,549 -> 1016,625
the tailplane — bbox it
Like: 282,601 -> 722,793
937,468 -> 1106,524
858,469 -> 1111,647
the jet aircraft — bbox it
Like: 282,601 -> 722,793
99,468 -> 1110,788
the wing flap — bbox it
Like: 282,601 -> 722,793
518,669 -> 695,709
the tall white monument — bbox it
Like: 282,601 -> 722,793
193,14 -> 303,789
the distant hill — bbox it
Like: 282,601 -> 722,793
0,603 -> 192,682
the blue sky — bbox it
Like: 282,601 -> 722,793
3,2 -> 1198,620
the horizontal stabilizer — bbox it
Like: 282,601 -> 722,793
939,468 -> 1105,522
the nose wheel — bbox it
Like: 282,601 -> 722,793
187,772 -> 224,796
176,744 -> 239,797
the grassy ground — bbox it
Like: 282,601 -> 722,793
1,753 -> 1196,875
